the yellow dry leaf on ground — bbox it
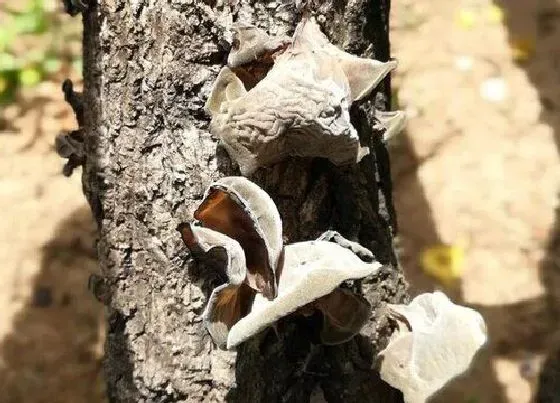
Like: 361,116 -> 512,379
421,243 -> 465,287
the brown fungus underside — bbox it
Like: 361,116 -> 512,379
179,178 -> 384,351
194,188 -> 277,300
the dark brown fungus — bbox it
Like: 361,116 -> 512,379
194,177 -> 282,300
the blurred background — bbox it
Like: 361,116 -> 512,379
391,0 -> 560,402
0,0 -> 559,402
0,0 -> 106,402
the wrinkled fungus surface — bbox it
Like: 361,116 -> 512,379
378,292 -> 488,403
227,240 -> 381,349
178,178 -> 382,350
206,18 -> 402,174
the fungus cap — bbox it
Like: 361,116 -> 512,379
203,283 -> 255,349
227,24 -> 290,68
378,292 -> 487,403
227,240 -> 381,349
178,223 -> 247,285
376,110 -> 407,142
206,18 -> 400,175
194,177 -> 282,300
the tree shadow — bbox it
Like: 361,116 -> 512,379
0,207 -> 106,403
390,130 -> 509,403
491,0 -> 560,400
392,0 -> 560,399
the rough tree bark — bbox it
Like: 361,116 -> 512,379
76,0 -> 408,401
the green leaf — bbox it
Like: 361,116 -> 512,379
12,8 -> 48,35
0,53 -> 18,71
18,67 -> 42,87
0,28 -> 16,51
0,76 -> 7,93
43,57 -> 61,74
0,70 -> 18,104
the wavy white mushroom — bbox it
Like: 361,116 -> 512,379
178,177 -> 382,350
378,292 -> 488,403
227,239 -> 381,349
206,18 -> 405,175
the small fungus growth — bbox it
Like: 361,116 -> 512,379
378,292 -> 488,403
178,176 -> 283,347
177,16 -> 485,396
178,224 -> 254,348
375,110 -> 407,143
179,224 -> 248,286
193,176 -> 283,300
178,177 -> 382,350
206,18 -> 404,175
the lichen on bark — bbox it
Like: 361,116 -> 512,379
79,0 -> 407,401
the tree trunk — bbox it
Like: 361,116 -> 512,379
78,0 -> 408,401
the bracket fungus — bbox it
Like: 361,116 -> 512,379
227,239 -> 382,349
227,24 -> 291,89
375,110 -> 407,143
178,177 -> 382,350
378,292 -> 488,403
178,223 -> 254,348
178,176 -> 283,347
193,176 -> 282,300
178,224 -> 247,285
206,18 -> 404,175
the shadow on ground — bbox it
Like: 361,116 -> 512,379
494,0 -> 560,400
391,1 -> 560,400
0,207 -> 106,403
390,130 -> 508,403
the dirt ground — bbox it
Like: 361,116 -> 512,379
391,0 -> 560,402
0,0 -> 559,402
0,77 -> 107,401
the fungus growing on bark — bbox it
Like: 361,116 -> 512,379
178,178 -> 383,350
193,176 -> 282,300
178,177 -> 282,347
206,18 -> 403,175
227,24 -> 291,89
376,110 -> 407,142
177,223 -> 255,348
178,224 -> 248,285
203,282 -> 255,349
227,240 -> 382,349
205,68 -> 247,116
227,24 -> 290,69
378,292 -> 488,403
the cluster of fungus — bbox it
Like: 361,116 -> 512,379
176,17 -> 488,403
178,176 -> 381,350
178,178 -> 487,402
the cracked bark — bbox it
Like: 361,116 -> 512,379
78,0 -> 408,401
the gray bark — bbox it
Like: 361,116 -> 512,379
78,0 -> 408,401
